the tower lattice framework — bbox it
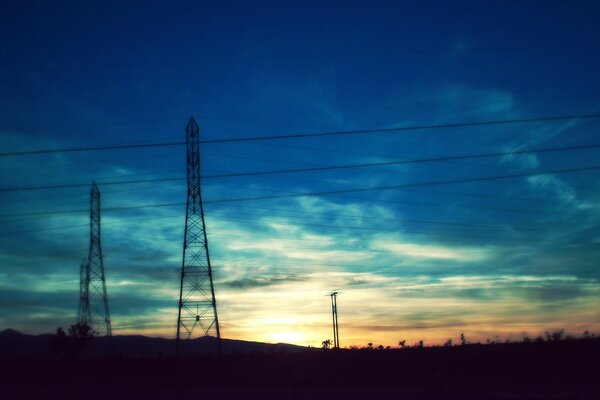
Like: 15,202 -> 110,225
78,258 -> 90,326
176,118 -> 220,352
78,182 -> 112,336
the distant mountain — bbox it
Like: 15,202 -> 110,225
0,329 -> 306,359
0,329 -> 56,359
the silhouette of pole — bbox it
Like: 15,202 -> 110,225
334,294 -> 340,348
78,182 -> 112,335
330,291 -> 340,348
176,117 -> 221,357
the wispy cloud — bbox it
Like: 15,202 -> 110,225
371,240 -> 488,261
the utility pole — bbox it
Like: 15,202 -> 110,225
329,291 -> 340,349
78,182 -> 112,336
176,117 -> 221,357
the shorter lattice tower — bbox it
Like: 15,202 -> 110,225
78,258 -> 90,326
78,182 -> 112,336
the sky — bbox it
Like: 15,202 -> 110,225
1,0 -> 600,347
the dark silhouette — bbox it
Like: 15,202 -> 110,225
2,329 -> 599,399
176,118 -> 220,358
51,323 -> 93,358
546,330 -> 565,341
78,183 -> 112,336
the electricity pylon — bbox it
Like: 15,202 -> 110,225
176,117 -> 220,356
78,182 -> 112,336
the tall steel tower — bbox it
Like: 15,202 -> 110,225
176,118 -> 220,354
78,182 -> 112,336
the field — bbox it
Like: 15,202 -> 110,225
2,336 -> 599,399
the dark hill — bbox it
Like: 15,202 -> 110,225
0,329 -> 304,359
2,330 -> 599,399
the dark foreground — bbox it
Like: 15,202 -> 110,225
2,338 -> 599,399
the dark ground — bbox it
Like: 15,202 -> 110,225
1,335 -> 599,399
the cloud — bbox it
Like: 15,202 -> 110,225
2,75 -> 600,347
501,151 -> 540,169
222,274 -> 305,289
371,240 -> 488,262
527,174 -> 578,205
426,85 -> 517,121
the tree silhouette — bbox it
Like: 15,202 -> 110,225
322,339 -> 332,349
583,330 -> 591,339
546,330 -> 565,341
52,323 -> 93,358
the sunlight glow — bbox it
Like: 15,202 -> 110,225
266,331 -> 306,344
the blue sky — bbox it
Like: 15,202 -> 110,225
1,1 -> 600,346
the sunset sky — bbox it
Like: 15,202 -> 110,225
1,1 -> 600,347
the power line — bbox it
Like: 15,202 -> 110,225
198,113 -> 600,144
0,164 -> 567,207
204,165 -> 600,205
0,202 -> 185,219
210,206 -> 553,230
1,113 -> 599,157
0,204 -> 551,238
204,215 -> 588,245
0,141 -> 185,158
0,184 -> 558,222
5,209 -> 591,247
2,142 -> 599,193
0,177 -> 185,193
1,164 -> 598,220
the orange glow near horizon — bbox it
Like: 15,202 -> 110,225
86,272 -> 600,348
111,315 -> 600,348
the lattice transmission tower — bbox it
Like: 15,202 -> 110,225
78,182 -> 112,336
77,258 -> 90,326
176,118 -> 220,354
